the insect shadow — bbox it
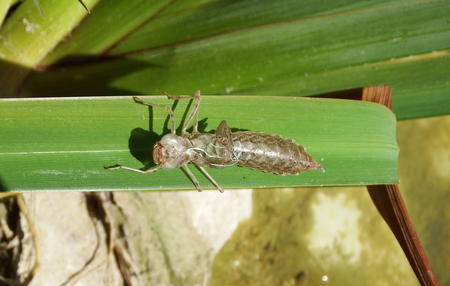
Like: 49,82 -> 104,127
0,176 -> 8,192
127,98 -> 248,170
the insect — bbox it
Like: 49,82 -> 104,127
106,91 -> 323,192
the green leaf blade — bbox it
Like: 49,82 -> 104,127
0,96 -> 398,191
109,0 -> 393,55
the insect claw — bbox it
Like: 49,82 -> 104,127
192,182 -> 203,192
162,91 -> 173,99
132,96 -> 143,104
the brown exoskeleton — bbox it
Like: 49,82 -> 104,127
106,91 -> 323,192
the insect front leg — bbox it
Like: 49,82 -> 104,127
105,165 -> 159,174
165,90 -> 201,134
132,96 -> 177,134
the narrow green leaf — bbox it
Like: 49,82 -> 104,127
0,96 -> 398,191
157,0 -> 216,15
109,0 -> 395,55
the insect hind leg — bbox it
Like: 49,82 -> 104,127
133,96 -> 177,134
181,164 -> 203,192
194,164 -> 224,193
165,90 -> 201,134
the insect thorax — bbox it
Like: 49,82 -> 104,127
188,133 -> 236,168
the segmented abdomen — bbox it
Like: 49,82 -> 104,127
232,132 -> 322,175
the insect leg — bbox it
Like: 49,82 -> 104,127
194,164 -> 224,193
181,164 -> 203,192
132,96 -> 176,134
166,90 -> 201,134
105,165 -> 159,173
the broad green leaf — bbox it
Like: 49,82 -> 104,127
0,96 -> 398,192
19,0 -> 450,120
